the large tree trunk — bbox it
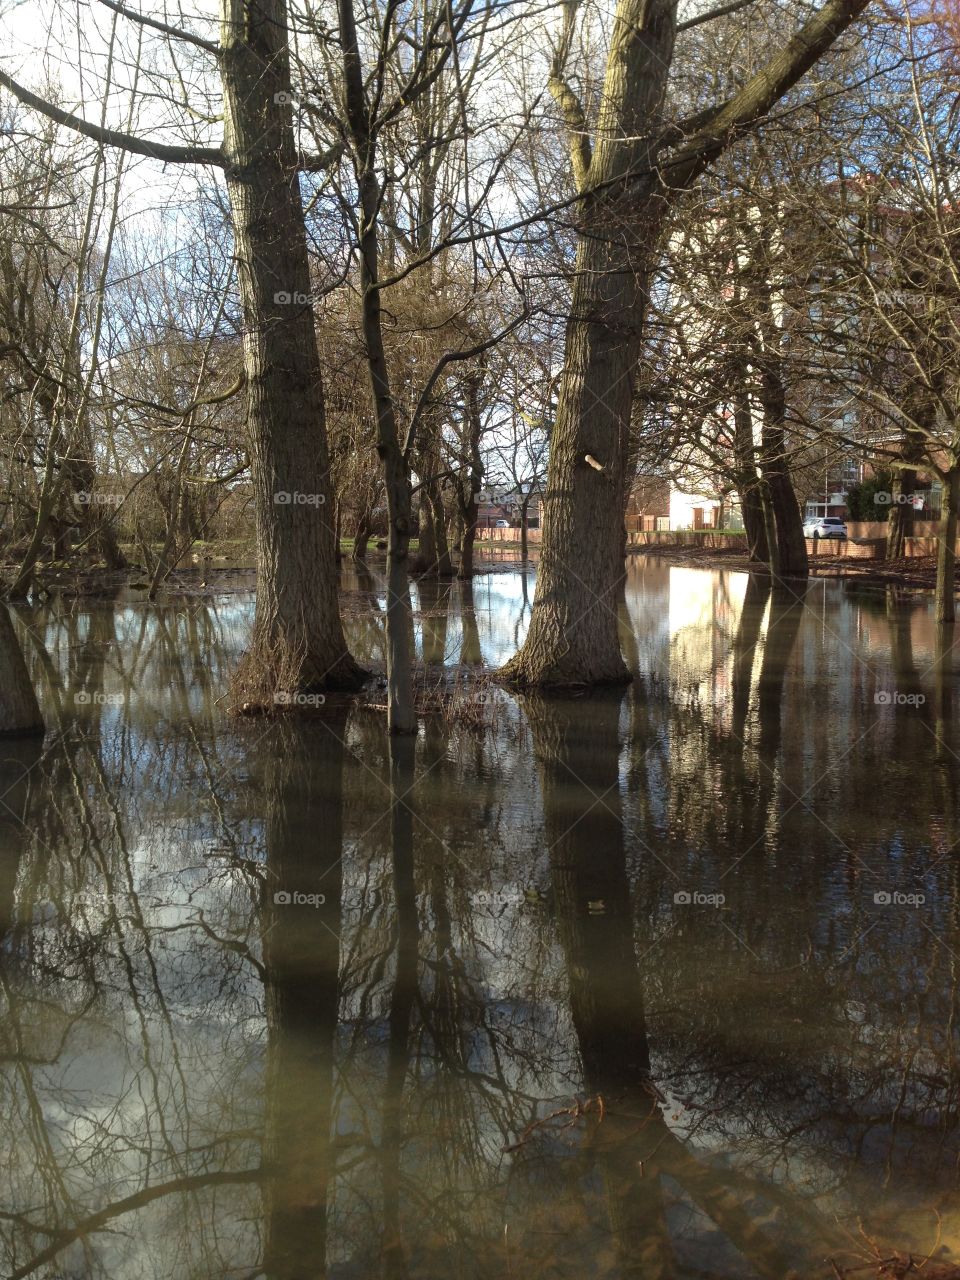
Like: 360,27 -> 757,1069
495,0 -> 866,686
936,465 -> 959,626
0,606 -> 43,736
499,0 -> 676,687
220,0 -> 360,698
497,240 -> 654,685
740,481 -> 768,562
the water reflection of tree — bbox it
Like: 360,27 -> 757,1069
1,584 -> 959,1277
255,718 -> 346,1278
515,691 -> 805,1278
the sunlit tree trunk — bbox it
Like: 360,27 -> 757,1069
732,380 -> 769,562
501,0 -> 675,686
500,0 -> 865,685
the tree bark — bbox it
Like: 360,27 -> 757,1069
220,0 -> 360,696
885,468 -> 916,560
500,0 -> 676,687
754,276 -> 807,578
352,512 -> 371,560
732,381 -> 768,562
458,502 -> 478,579
457,372 -> 484,579
757,363 -> 807,576
425,477 -> 454,576
936,465 -> 959,626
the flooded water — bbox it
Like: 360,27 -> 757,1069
1,557 -> 958,1279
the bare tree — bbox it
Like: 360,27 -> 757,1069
501,0 -> 873,687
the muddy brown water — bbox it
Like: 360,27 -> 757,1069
0,557 -> 958,1278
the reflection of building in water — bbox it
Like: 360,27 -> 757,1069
668,569 -> 750,727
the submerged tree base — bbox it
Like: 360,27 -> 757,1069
231,635 -> 366,715
497,651 -> 632,691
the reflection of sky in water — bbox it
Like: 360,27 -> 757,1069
0,558 -> 957,1279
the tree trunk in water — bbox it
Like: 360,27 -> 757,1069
458,497 -> 478,579
413,497 -> 438,576
519,495 -> 532,563
220,0 -> 360,697
731,383 -> 768,563
765,465 -> 807,577
457,369 -> 484,580
757,354 -> 807,578
740,483 -> 768,562
499,0 -> 676,687
936,466 -> 959,626
352,513 -> 371,561
427,483 -> 453,576
0,606 -> 43,736
886,467 -> 916,559
498,283 -> 646,686
337,0 -> 416,732
381,459 -> 416,733
759,480 -> 780,580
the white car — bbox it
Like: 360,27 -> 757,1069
803,515 -> 847,540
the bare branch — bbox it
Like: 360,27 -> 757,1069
663,0 -> 873,189
676,0 -> 757,33
96,0 -> 220,54
0,70 -> 224,166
